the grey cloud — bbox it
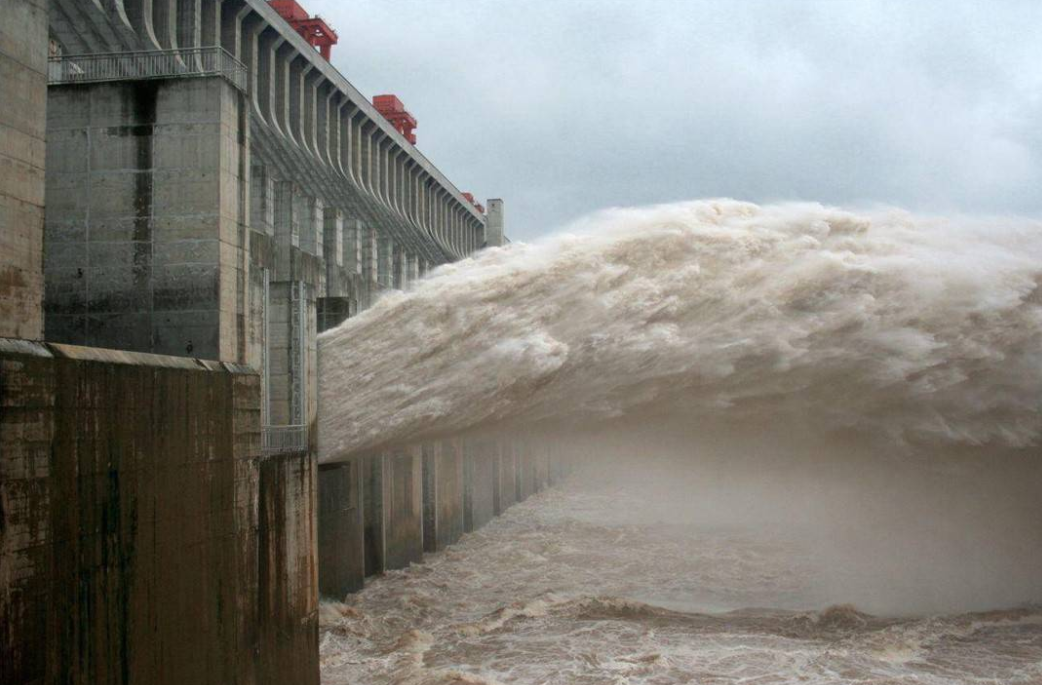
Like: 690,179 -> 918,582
310,0 -> 1042,240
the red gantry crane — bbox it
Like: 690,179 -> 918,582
268,0 -> 339,61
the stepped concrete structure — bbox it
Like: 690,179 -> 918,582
0,1 -> 564,683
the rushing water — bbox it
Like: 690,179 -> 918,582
316,200 -> 1042,682
319,477 -> 1042,685
318,200 -> 1042,460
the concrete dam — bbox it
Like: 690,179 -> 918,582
5,1 -> 1042,684
1,1 -> 555,683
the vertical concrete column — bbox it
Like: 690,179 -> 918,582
377,138 -> 391,207
200,0 -> 220,46
302,69 -> 321,155
361,224 -> 378,289
392,249 -> 406,290
337,102 -> 357,181
423,439 -> 465,553
463,438 -> 498,532
256,448 -> 321,685
317,460 -> 365,598
302,195 -> 322,258
255,27 -> 283,126
177,0 -> 202,53
342,219 -> 363,276
126,0 -> 163,49
382,446 -> 424,570
152,0 -> 178,50
362,453 -> 385,576
0,0 -> 47,340
359,121 -> 374,192
274,181 -> 300,271
369,131 -> 387,201
251,163 -> 276,236
496,439 -> 518,515
316,85 -> 334,166
486,199 -> 505,247
323,207 -> 343,268
407,255 -> 420,285
220,0 -> 246,56
274,42 -> 296,139
377,236 -> 394,289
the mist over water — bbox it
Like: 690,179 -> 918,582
318,200 -> 1042,682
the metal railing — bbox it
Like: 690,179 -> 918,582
48,47 -> 248,93
262,424 -> 308,454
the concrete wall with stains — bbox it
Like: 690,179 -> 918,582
0,340 -> 319,685
43,78 -> 249,362
0,0 -> 47,340
317,459 -> 365,599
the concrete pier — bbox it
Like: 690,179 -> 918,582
382,446 -> 424,570
318,460 -> 365,598
0,341 -> 319,685
0,0 -> 47,339
463,438 -> 499,532
422,439 -> 465,553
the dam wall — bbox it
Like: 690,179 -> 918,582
0,0 -> 47,339
0,0 -> 566,682
0,341 -> 318,685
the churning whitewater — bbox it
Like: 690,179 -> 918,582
318,200 -> 1042,460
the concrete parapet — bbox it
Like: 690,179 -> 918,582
0,338 -> 319,685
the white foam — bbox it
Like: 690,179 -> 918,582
318,200 -> 1042,461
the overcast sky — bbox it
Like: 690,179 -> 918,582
309,0 -> 1042,241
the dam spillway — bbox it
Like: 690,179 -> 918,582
0,1 -> 546,683
4,1 -> 1042,683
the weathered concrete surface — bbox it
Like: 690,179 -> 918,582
362,453 -> 384,577
463,438 -> 498,532
495,440 -> 518,515
318,459 -> 365,598
257,449 -> 320,685
0,0 -> 47,339
44,78 -> 249,362
382,446 -> 423,570
359,447 -> 423,575
422,439 -> 464,553
485,199 -> 505,248
0,339 -> 319,685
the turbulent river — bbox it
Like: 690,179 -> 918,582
316,200 -> 1042,683
318,476 -> 1042,685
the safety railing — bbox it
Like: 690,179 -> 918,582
262,424 -> 308,454
48,47 -> 248,93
